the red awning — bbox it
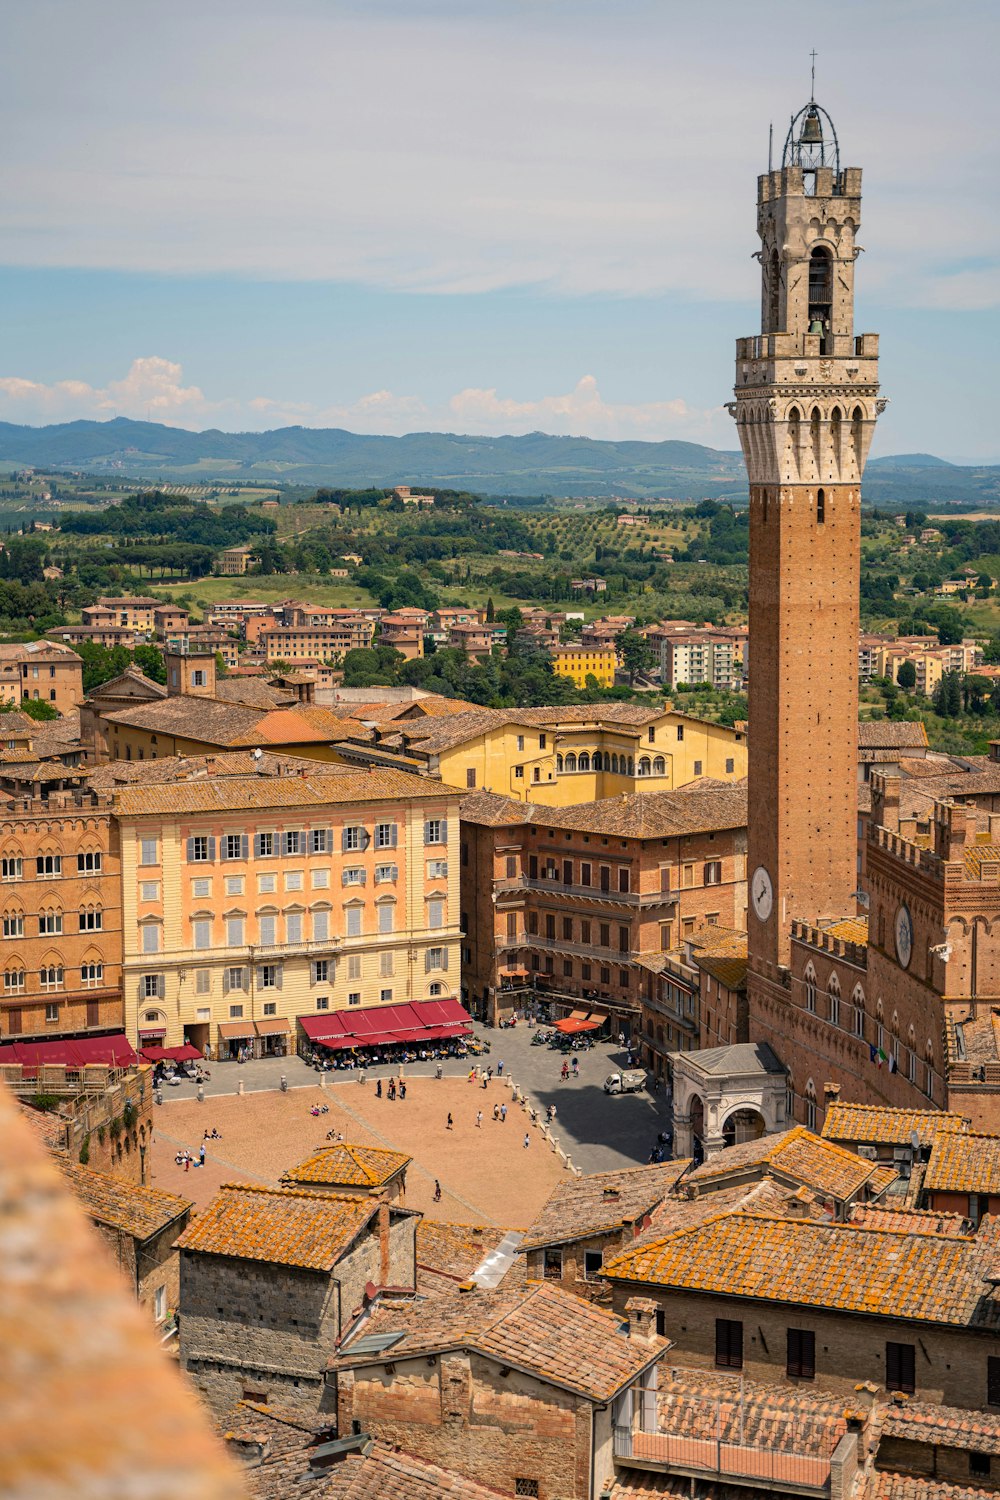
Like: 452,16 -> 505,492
141,1043 -> 202,1064
0,1033 -> 136,1069
299,999 -> 472,1051
552,1017 -> 602,1035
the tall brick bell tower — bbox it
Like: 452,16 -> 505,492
729,98 -> 886,983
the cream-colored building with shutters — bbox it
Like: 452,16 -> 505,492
114,767 -> 461,1057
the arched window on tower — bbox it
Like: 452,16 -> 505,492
852,405 -> 865,471
817,488 -> 826,525
810,407 -> 822,475
808,246 -> 833,353
804,1079 -> 817,1132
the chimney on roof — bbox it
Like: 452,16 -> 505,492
603,1186 -> 621,1200
785,1187 -> 817,1219
823,1082 -> 841,1104
624,1296 -> 661,1343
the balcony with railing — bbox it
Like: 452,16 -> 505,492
495,874 -> 676,910
613,1370 -> 858,1498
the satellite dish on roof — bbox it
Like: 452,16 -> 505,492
252,747 -> 263,761
910,1129 -> 921,1152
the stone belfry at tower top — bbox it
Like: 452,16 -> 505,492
730,98 -> 885,976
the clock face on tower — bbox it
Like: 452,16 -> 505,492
894,904 -> 913,970
751,865 -> 773,922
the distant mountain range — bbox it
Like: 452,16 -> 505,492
1,416 -> 998,507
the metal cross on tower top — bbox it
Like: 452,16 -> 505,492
810,50 -> 817,99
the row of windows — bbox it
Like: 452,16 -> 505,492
138,947 -> 449,1001
171,820 -> 447,867
2,908 -> 103,937
519,854 -> 725,891
4,994 -> 105,1033
1,852 -> 103,881
527,952 -> 630,988
138,898 -> 447,953
520,910 -> 632,952
800,970 -> 936,1091
142,861 -> 443,906
4,963 -> 104,993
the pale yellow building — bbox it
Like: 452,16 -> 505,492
550,644 -> 617,690
336,704 -> 746,805
115,767 -> 462,1056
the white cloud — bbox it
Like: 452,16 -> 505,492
449,375 -> 727,442
0,358 -> 731,444
0,357 -> 228,425
0,1 -> 996,307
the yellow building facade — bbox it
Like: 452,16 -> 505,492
115,769 -> 461,1056
550,645 -> 617,690
421,709 -> 746,806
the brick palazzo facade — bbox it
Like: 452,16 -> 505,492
459,783 -> 747,1026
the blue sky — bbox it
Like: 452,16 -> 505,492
1,0 -> 998,458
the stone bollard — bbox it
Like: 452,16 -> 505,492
237,1079 -> 245,1096
197,1084 -> 205,1104
319,1072 -> 327,1090
550,1134 -> 558,1153
360,1070 -> 367,1085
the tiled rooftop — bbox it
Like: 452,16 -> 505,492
686,1126 -> 896,1203
332,1282 -> 667,1401
878,1400 -> 1000,1457
868,1476 -> 996,1500
636,1177 -> 829,1248
848,1205 -> 972,1237
824,915 -> 870,944
176,1184 -> 379,1271
86,748 -> 324,789
822,1101 -> 969,1148
602,1212 -> 1000,1329
61,1161 -> 192,1241
655,1365 -> 849,1458
518,1162 -> 692,1252
229,1406 -> 517,1500
924,1131 -> 1000,1195
857,721 -> 929,749
281,1143 -> 411,1190
114,767 -> 455,816
416,1221 -> 515,1290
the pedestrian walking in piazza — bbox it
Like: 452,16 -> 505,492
523,1133 -> 530,1149
497,1060 -> 504,1077
492,1103 -> 500,1122
388,1078 -> 396,1101
476,1110 -> 483,1128
481,1074 -> 488,1089
376,1079 -> 382,1099
399,1080 -> 406,1100
433,1180 -> 442,1202
500,1103 -> 507,1122
447,1113 -> 454,1130
198,1143 -> 206,1168
487,1066 -> 493,1081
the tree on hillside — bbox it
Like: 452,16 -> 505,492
896,659 -> 917,691
933,671 -> 963,718
133,644 -> 167,684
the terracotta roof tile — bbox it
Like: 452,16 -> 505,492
602,1212 -> 1000,1329
114,768 -> 456,817
848,1205 -> 972,1237
825,915 -> 870,944
61,1161 -> 191,1241
176,1184 -> 380,1271
879,1400 -> 1000,1456
924,1131 -> 1000,1195
281,1143 -> 411,1190
686,1126 -> 895,1203
519,1162 -> 692,1252
869,1476 -> 996,1500
416,1221 -> 514,1289
822,1102 -> 969,1148
332,1282 -> 667,1401
857,722 -> 929,749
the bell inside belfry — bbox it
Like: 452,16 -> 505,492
808,318 -> 825,336
801,108 -> 823,145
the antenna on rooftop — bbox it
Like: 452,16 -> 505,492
810,48 -> 817,101
768,121 -> 773,172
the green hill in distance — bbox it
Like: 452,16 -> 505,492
0,416 -> 997,507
